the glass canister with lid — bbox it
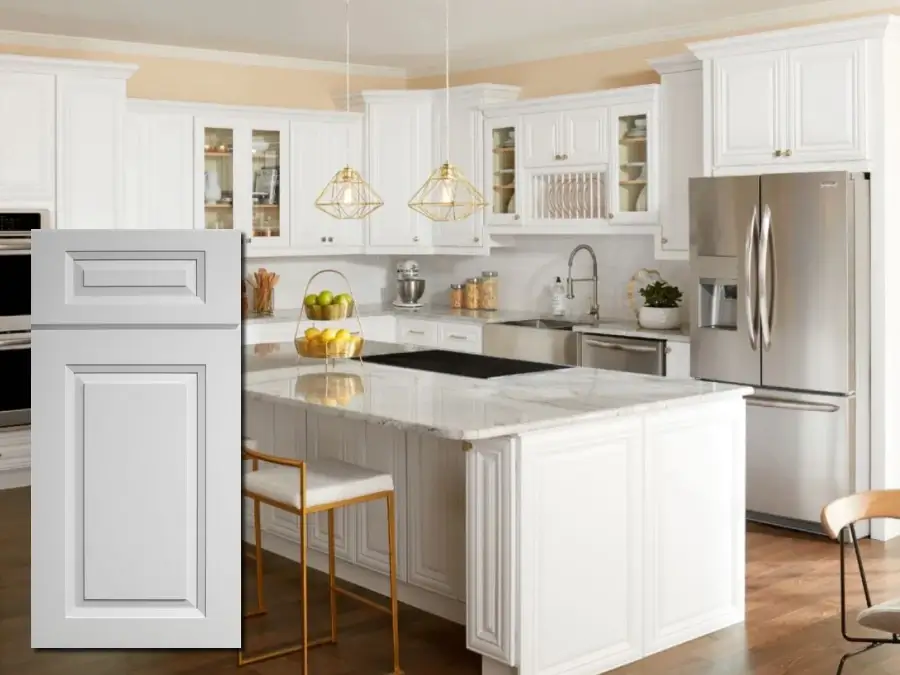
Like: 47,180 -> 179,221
464,277 -> 481,309
449,283 -> 464,309
480,271 -> 499,311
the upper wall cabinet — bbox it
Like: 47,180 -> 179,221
689,17 -> 890,175
484,85 -> 658,233
195,115 -> 290,250
124,101 -> 194,230
0,56 -> 135,225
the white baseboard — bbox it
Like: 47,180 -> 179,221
242,521 -> 466,625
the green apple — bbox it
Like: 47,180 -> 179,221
317,290 -> 334,306
304,294 -> 318,307
335,293 -> 352,306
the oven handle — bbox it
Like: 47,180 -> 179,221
0,240 -> 30,251
0,336 -> 30,350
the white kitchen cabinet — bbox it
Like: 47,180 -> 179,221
0,70 -> 55,206
31,229 -> 242,648
55,73 -> 132,230
665,341 -> 691,380
651,54 -> 702,260
692,24 -> 874,173
291,116 -> 366,253
397,317 -> 439,347
484,115 -> 521,227
355,91 -> 433,250
608,101 -> 658,225
406,433 -> 466,599
243,320 -> 297,345
123,103 -> 194,230
437,322 -> 482,353
195,115 -> 291,251
522,107 -> 608,169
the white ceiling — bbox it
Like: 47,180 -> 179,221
0,0 -> 893,75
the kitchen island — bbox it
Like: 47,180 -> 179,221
243,341 -> 751,675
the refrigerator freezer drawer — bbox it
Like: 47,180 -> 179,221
746,390 -> 855,530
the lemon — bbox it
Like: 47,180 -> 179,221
304,327 -> 321,340
320,328 -> 338,342
335,328 -> 351,340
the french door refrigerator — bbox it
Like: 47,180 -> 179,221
688,172 -> 869,535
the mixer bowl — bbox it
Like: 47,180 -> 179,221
397,278 -> 425,304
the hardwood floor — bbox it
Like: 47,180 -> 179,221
2,486 -> 898,674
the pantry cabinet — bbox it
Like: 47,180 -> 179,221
691,20 -> 877,174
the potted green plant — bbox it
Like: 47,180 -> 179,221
638,280 -> 683,330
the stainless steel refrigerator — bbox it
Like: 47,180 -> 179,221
688,172 -> 870,535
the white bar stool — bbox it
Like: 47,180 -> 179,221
239,437 -> 401,673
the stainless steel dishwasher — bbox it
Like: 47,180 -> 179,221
577,333 -> 667,375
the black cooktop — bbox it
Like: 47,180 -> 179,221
363,349 -> 570,379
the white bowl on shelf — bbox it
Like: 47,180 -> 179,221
252,140 -> 270,152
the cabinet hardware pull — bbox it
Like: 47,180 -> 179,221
327,237 -> 334,242
413,236 -> 419,242
320,237 -> 326,242
584,338 -> 658,353
562,154 -> 568,160
608,213 -> 615,219
661,237 -> 668,244
784,149 -> 792,157
774,149 -> 783,157
448,335 -> 467,340
408,330 -> 425,335
474,237 -> 480,243
514,215 -> 520,220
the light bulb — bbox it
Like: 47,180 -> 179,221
339,183 -> 355,205
437,179 -> 454,204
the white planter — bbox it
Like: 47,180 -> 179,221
639,306 -> 681,330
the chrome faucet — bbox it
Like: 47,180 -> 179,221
566,244 -> 599,319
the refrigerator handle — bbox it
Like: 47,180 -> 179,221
758,204 -> 773,351
744,205 -> 759,351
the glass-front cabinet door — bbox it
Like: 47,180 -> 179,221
607,102 -> 657,225
195,118 -> 290,249
483,116 -> 520,226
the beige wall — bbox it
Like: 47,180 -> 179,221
0,43 -> 404,109
408,8 -> 895,98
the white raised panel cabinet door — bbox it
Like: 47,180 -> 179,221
56,72 -> 133,229
123,107 -> 195,229
31,230 -> 242,648
785,41 -> 867,163
521,111 -> 562,167
712,51 -> 786,168
562,106 -> 608,166
0,71 -> 55,205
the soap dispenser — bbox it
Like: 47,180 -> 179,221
551,276 -> 566,316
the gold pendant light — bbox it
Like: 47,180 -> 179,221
315,0 -> 383,220
408,0 -> 487,222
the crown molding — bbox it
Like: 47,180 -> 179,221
0,28 -> 408,79
405,0 -> 900,77
0,52 -> 137,78
649,53 -> 701,75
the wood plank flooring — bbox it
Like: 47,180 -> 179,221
2,486 -> 898,674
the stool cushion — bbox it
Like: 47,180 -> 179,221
857,597 -> 900,634
244,458 -> 393,510
242,437 -> 258,451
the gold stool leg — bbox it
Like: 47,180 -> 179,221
328,508 -> 338,644
301,510 -> 309,675
238,498 -> 267,667
386,492 -> 401,674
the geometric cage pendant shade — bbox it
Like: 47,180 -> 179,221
408,162 -> 487,222
314,165 -> 384,220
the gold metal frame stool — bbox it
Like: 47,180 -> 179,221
238,439 -> 401,674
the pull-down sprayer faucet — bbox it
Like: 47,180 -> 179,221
566,244 -> 599,319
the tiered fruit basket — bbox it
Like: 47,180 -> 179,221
294,269 -> 365,364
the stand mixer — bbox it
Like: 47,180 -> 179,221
393,260 -> 425,308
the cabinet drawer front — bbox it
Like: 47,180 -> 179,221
32,230 -> 241,327
438,323 -> 482,353
245,321 -> 297,345
397,319 -> 438,346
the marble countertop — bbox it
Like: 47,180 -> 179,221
244,303 -> 691,342
243,341 -> 749,440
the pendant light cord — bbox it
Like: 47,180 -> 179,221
345,0 -> 351,163
444,0 -> 451,165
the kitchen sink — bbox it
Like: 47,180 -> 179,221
499,319 -> 576,330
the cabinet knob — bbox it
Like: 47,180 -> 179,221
774,149 -> 783,157
320,236 -> 326,242
561,154 -> 569,160
661,237 -> 668,244
784,149 -> 792,157
514,214 -> 520,220
327,236 -> 334,243
413,236 -> 419,242
608,213 -> 615,219
474,237 -> 480,243
554,154 -> 561,160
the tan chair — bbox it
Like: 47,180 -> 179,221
821,490 -> 900,674
239,437 -> 401,673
